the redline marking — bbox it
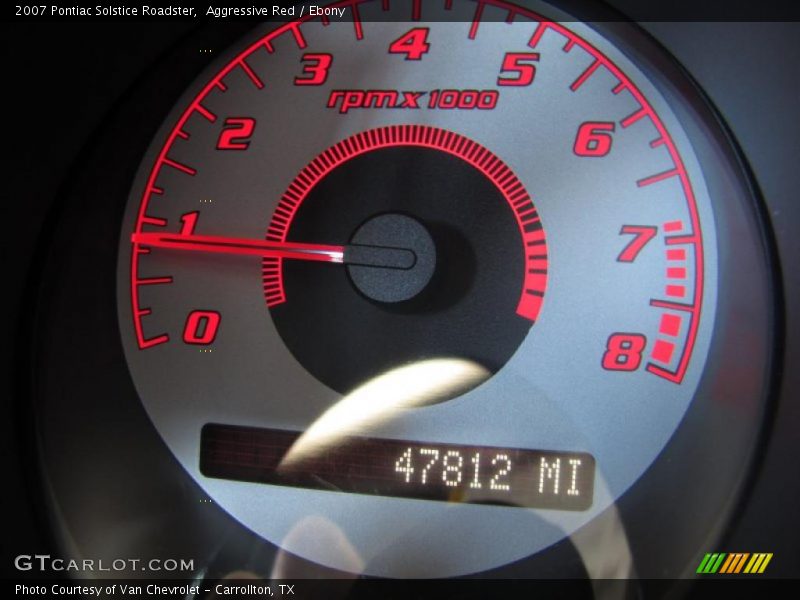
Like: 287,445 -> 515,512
659,314 -> 682,337
667,267 -> 687,279
650,299 -> 696,314
664,220 -> 684,232
666,285 -> 686,298
570,59 -> 601,91
637,168 -> 679,188
412,0 -> 421,20
667,248 -> 687,260
666,234 -> 699,246
651,340 -> 675,364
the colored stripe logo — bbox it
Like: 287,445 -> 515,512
697,553 -> 773,574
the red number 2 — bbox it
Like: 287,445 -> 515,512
216,117 -> 256,150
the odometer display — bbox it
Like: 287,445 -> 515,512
200,423 -> 595,510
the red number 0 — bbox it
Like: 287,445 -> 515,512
602,333 -> 646,371
183,311 -> 221,345
294,53 -> 333,86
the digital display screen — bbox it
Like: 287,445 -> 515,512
200,424 -> 595,511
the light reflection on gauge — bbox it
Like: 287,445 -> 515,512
114,0 -> 732,578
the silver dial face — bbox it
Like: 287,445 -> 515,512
118,1 -> 718,577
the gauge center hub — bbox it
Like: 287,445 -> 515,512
265,126 -> 546,395
346,213 -> 436,303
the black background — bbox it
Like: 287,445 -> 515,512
2,5 -> 798,583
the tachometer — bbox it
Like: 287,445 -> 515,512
32,0 -> 776,582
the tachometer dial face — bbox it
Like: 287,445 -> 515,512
117,1 -> 724,577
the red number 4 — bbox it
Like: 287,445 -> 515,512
389,28 -> 430,60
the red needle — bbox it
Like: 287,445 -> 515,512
132,231 -> 417,269
132,232 -> 344,263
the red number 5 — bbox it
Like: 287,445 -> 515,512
497,52 -> 539,86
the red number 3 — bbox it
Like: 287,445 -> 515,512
294,53 -> 333,86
